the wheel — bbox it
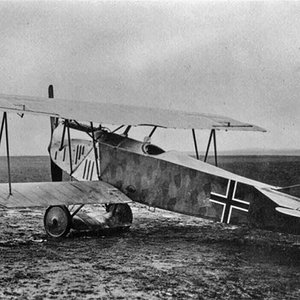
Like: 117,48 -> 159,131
105,203 -> 133,227
44,205 -> 72,238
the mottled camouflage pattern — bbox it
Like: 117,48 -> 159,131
98,133 -> 243,223
98,132 -> 300,234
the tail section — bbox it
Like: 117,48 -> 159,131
276,184 -> 300,198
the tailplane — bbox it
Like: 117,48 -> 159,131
276,184 -> 300,198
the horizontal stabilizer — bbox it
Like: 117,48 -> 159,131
275,207 -> 300,218
275,184 -> 300,198
257,187 -> 300,210
0,181 -> 131,208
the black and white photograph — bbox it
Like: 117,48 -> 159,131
0,1 -> 299,299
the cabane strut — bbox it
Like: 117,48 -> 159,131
204,129 -> 218,166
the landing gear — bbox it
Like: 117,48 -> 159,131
43,205 -> 72,238
43,203 -> 133,238
105,203 -> 133,228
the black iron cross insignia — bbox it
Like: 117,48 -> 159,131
210,180 -> 250,224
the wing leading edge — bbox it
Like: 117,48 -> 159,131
0,181 -> 131,209
0,94 -> 266,131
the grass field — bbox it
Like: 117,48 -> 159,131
0,156 -> 51,183
215,155 -> 300,186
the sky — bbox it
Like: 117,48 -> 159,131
0,0 -> 299,155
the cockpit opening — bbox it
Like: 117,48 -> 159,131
142,143 -> 165,155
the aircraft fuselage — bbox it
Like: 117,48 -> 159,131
96,131 -> 300,234
49,127 -> 300,234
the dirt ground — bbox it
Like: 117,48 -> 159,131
0,156 -> 300,299
0,203 -> 299,300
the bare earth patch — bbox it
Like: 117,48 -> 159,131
0,156 -> 299,299
0,203 -> 299,300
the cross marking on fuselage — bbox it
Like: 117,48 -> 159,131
210,180 -> 250,224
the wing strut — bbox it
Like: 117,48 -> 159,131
0,112 -> 12,195
90,122 -> 101,180
204,129 -> 218,166
149,126 -> 157,138
66,119 -> 73,178
112,125 -> 124,133
192,129 -> 200,160
58,118 -> 74,179
123,125 -> 131,137
59,121 -> 67,151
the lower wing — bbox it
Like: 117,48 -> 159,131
0,181 -> 131,209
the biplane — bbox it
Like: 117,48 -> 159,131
0,85 -> 299,238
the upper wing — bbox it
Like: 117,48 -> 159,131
0,94 -> 266,131
0,181 -> 131,209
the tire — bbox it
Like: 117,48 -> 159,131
43,205 -> 72,238
106,203 -> 133,227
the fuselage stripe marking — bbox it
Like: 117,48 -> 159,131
90,162 -> 94,181
83,159 -> 87,179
